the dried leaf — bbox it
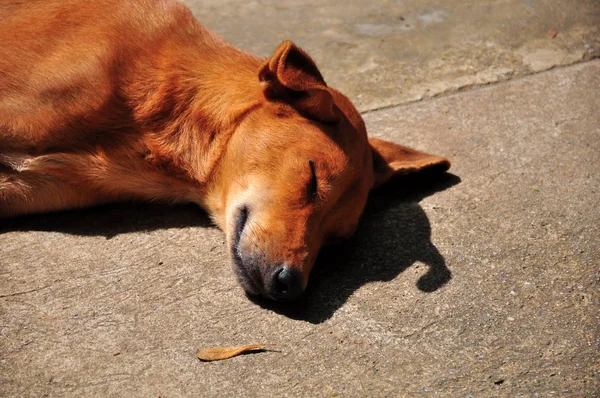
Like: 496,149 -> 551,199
197,344 -> 266,361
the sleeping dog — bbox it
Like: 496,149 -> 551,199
0,0 -> 450,300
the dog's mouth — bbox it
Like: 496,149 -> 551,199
231,206 -> 263,296
233,205 -> 249,251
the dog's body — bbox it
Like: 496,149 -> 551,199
0,0 -> 450,300
1,0 -> 260,215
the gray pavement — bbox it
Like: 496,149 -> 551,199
192,0 -> 599,111
1,1 -> 599,397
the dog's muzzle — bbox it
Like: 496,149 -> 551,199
232,206 -> 304,301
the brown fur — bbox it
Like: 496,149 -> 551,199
0,0 -> 450,299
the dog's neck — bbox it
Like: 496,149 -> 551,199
126,24 -> 264,198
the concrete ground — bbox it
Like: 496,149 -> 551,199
194,0 -> 599,112
1,1 -> 599,397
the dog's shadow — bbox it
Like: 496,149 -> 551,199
1,172 -> 459,324
252,171 -> 460,323
0,202 -> 214,238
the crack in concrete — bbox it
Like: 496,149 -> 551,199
0,286 -> 50,298
360,56 -> 600,115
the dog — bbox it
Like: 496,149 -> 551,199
0,0 -> 450,301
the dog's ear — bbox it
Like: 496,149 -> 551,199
259,40 -> 339,123
369,137 -> 451,188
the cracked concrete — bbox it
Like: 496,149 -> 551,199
1,0 -> 600,396
2,60 -> 598,397
191,0 -> 599,111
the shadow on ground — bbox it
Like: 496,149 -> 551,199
0,202 -> 214,238
1,171 -> 459,324
252,171 -> 460,323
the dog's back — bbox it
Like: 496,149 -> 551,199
0,0 -> 240,216
2,0 -> 182,150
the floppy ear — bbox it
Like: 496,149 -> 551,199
370,137 -> 451,188
259,40 -> 339,123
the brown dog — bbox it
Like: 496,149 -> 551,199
0,0 -> 450,300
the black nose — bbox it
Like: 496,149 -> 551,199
271,267 -> 304,301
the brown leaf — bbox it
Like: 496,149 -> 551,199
197,344 -> 266,361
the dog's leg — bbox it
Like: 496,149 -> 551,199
0,152 -> 107,218
0,148 -> 202,218
0,168 -> 103,218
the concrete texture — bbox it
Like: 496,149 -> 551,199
1,1 -> 600,396
2,59 -> 598,397
191,0 -> 600,111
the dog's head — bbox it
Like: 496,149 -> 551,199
210,41 -> 449,301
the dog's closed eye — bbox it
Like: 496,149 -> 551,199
307,159 -> 318,201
